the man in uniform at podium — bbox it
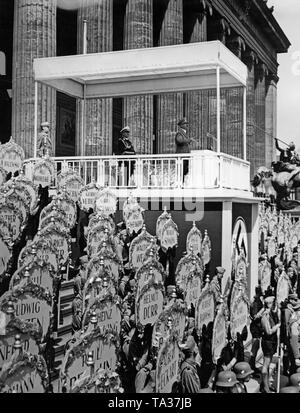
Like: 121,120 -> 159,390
117,126 -> 136,186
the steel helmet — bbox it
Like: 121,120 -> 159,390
280,375 -> 289,389
290,373 -> 300,387
216,371 -> 238,388
280,386 -> 300,393
233,362 -> 254,379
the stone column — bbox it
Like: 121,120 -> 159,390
243,50 -> 257,177
12,0 -> 56,158
157,0 -> 183,154
123,0 -> 153,154
77,0 -> 113,156
254,62 -> 268,172
186,1 -> 209,150
226,35 -> 246,159
265,73 -> 278,168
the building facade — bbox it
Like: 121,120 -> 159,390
0,0 -> 290,175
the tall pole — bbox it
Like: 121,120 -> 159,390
83,20 -> 87,54
243,86 -> 247,161
34,81 -> 38,159
81,20 -> 88,156
216,66 -> 221,153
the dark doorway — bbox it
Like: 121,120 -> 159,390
56,7 -> 78,156
112,0 -> 127,155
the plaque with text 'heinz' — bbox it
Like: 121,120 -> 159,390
82,293 -> 121,336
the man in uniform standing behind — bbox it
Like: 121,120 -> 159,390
179,335 -> 201,393
117,126 -> 136,186
175,118 -> 196,182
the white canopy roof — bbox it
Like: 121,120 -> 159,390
33,41 -> 247,99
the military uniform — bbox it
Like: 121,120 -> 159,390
180,359 -> 201,393
210,267 -> 225,300
230,382 -> 247,393
175,128 -> 192,154
179,335 -> 201,393
175,118 -> 192,179
118,137 -> 136,156
135,366 -> 155,393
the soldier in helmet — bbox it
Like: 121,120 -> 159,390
179,335 -> 201,393
233,362 -> 254,393
215,370 -> 239,394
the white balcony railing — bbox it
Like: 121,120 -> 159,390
24,151 -> 251,194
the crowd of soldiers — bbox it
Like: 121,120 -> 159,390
1,171 -> 300,393
2,129 -> 300,394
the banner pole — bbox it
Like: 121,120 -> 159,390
34,81 -> 38,159
216,66 -> 221,154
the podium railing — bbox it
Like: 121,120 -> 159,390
24,151 -> 251,193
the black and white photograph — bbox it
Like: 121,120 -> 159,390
0,0 -> 300,401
